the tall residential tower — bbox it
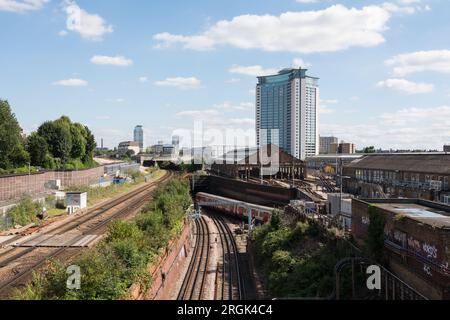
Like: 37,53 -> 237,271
134,125 -> 144,153
256,68 -> 319,160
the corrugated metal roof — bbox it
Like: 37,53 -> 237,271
346,154 -> 450,175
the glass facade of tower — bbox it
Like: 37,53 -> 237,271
256,68 -> 319,160
134,125 -> 144,152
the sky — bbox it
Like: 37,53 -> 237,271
0,0 -> 449,150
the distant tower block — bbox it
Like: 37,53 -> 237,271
134,125 -> 144,153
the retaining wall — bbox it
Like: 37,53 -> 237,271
130,220 -> 193,300
0,166 -> 105,202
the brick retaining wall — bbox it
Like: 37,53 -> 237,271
130,220 -> 193,300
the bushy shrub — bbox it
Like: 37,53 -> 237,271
1,197 -> 41,229
15,178 -> 192,300
252,215 -> 355,299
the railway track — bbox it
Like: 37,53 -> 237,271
177,216 -> 210,300
211,214 -> 246,300
0,170 -> 173,298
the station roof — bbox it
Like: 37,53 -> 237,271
346,153 -> 450,175
213,144 -> 304,166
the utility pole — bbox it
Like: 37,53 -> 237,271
339,158 -> 343,219
28,162 -> 31,195
292,160 -> 295,188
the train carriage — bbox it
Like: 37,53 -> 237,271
195,192 -> 273,224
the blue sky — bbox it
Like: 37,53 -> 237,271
1,0 -> 449,150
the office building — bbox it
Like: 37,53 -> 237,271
256,68 -> 319,160
134,125 -> 144,153
320,136 -> 338,154
330,142 -> 356,154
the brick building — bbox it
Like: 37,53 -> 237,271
343,153 -> 450,202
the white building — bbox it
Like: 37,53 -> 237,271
118,141 -> 140,156
256,68 -> 319,160
327,193 -> 353,230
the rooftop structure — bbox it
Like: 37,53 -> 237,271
210,144 -> 306,181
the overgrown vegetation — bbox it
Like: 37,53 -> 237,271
0,99 -> 97,174
252,211 -> 356,299
14,178 -> 192,300
366,205 -> 386,262
0,198 -> 42,230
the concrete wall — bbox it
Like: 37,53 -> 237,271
0,166 -> 105,202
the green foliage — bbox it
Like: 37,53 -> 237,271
252,215 -> 354,299
34,116 -> 96,169
366,205 -> 386,262
0,100 -> 30,170
0,197 -> 42,230
27,132 -> 50,168
15,178 -> 192,300
362,146 -> 376,154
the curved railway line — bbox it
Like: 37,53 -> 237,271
178,213 -> 246,301
177,216 -> 210,300
0,170 -> 173,298
211,214 -> 246,300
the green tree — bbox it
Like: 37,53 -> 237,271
362,146 -> 376,154
70,123 -> 87,159
37,118 -> 72,166
0,100 -> 29,169
27,132 -> 49,167
82,126 -> 96,164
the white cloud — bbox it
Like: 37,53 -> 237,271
377,78 -> 434,94
214,101 -> 254,111
0,0 -> 48,12
322,105 -> 450,150
52,78 -> 88,87
321,98 -> 339,104
292,58 -> 311,68
90,55 -> 133,67
227,118 -> 255,126
319,105 -> 335,114
139,76 -> 148,83
380,106 -> 450,126
154,77 -> 202,90
226,78 -> 241,84
175,109 -> 220,120
58,30 -> 68,37
386,50 -> 450,76
64,1 -> 113,41
154,4 -> 391,54
229,65 -> 278,77
397,0 -> 421,4
382,2 -> 416,14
